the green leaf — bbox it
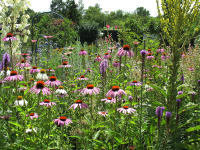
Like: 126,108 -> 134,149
8,121 -> 22,128
150,84 -> 167,97
93,130 -> 101,140
186,125 -> 200,132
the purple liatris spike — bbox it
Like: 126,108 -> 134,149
176,99 -> 181,108
0,53 -> 10,71
100,59 -> 108,75
156,106 -> 165,119
166,111 -> 172,124
140,50 -> 147,56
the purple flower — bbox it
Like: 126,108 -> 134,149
81,84 -> 100,95
106,86 -> 126,98
69,100 -> 88,109
178,91 -> 183,95
176,99 -> 181,108
4,71 -> 24,82
117,106 -> 136,114
100,59 -> 108,74
54,116 -> 72,126
128,96 -> 133,101
166,111 -> 172,126
140,50 -> 148,56
156,106 -> 165,119
27,113 -> 38,120
40,99 -> 56,107
2,33 -> 17,41
0,53 -> 10,71
79,49 -> 87,56
29,81 -> 51,95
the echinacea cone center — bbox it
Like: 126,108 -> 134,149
17,96 -> 23,100
59,86 -> 64,89
87,84 -> 94,89
123,106 -> 129,109
40,69 -> 46,73
7,33 -> 13,37
29,113 -> 35,116
60,116 -> 67,121
10,71 -> 17,76
62,61 -> 68,65
44,99 -> 50,103
107,97 -> 112,100
112,86 -> 119,91
123,45 -> 130,51
36,81 -> 45,89
32,66 -> 37,69
50,76 -> 57,81
75,100 -> 82,103
80,75 -> 85,78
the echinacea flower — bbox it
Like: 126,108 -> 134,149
156,49 -> 165,53
98,111 -> 108,117
14,96 -> 28,106
106,86 -> 126,98
79,49 -> 87,56
55,86 -> 68,97
4,71 -> 24,81
117,45 -> 134,57
146,53 -> 154,60
101,97 -> 116,103
187,67 -> 194,71
36,69 -> 48,80
58,61 -> 72,68
45,76 -> 62,87
31,40 -> 37,43
117,106 -> 136,114
104,53 -> 112,59
77,75 -> 88,80
95,56 -> 102,62
16,59 -> 31,68
21,53 -> 30,58
112,61 -> 120,67
30,66 -> 40,74
130,80 -> 142,86
29,81 -> 51,95
69,100 -> 88,110
161,53 -> 169,60
40,99 -> 56,107
81,84 -> 100,95
2,33 -> 17,41
27,113 -> 38,119
54,116 -> 72,126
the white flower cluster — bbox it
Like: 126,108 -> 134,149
0,0 -> 30,53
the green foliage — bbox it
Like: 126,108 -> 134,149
34,15 -> 77,47
78,22 -> 99,44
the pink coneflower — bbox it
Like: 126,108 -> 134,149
29,81 -> 51,95
117,45 -> 134,57
106,86 -> 126,98
45,76 -> 62,87
46,68 -> 55,73
44,35 -> 53,39
2,33 -> 17,41
21,53 -> 30,58
130,80 -> 142,86
58,61 -> 72,68
101,97 -> 116,103
95,55 -> 102,62
77,75 -> 88,80
67,46 -> 75,51
146,53 -> 154,60
54,116 -> 72,126
31,40 -> 37,43
161,53 -> 169,60
40,99 -> 56,107
188,67 -> 194,71
79,49 -> 87,56
30,66 -> 40,74
16,59 -> 31,68
98,111 -> 108,117
27,113 -> 38,120
81,84 -> 100,95
112,61 -> 120,67
104,53 -> 112,59
156,49 -> 165,53
4,71 -> 24,81
117,106 -> 136,114
55,86 -> 68,97
69,100 -> 88,110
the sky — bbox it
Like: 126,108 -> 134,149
29,0 -> 158,17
